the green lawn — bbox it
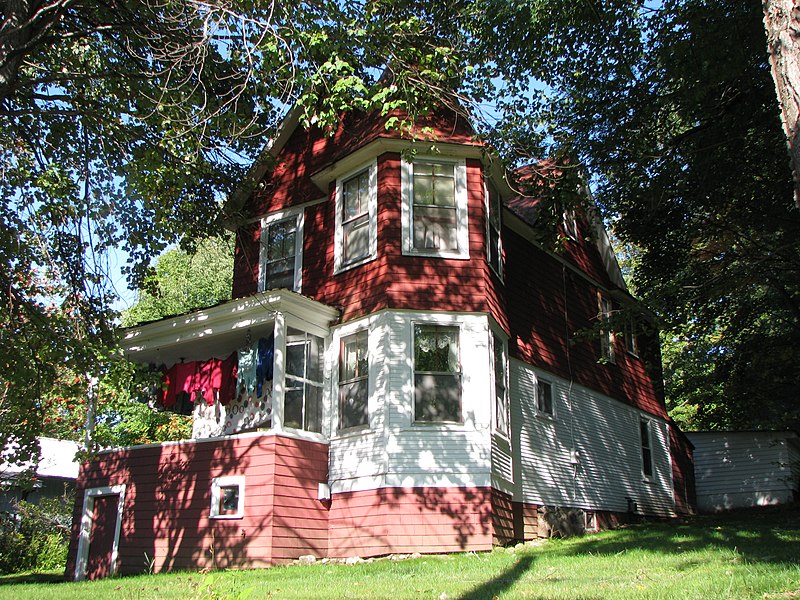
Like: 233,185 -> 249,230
2,507 -> 798,599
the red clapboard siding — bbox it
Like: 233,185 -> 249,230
328,487 -> 494,558
504,227 -> 667,419
65,434 -> 330,577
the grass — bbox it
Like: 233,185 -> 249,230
1,506 -> 798,599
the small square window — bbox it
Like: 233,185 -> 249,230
536,378 -> 554,416
210,476 -> 245,519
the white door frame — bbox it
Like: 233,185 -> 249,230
74,484 -> 127,581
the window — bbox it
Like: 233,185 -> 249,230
414,324 -> 462,423
562,208 -> 579,241
210,476 -> 245,519
335,162 -> 377,272
492,332 -> 509,436
401,157 -> 469,258
640,419 -> 654,479
486,181 -> 504,277
284,329 -> 323,433
339,330 -> 369,430
536,378 -> 554,416
599,295 -> 615,363
625,317 -> 639,357
260,211 -> 303,292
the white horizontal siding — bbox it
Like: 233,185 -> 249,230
686,431 -> 799,511
511,359 -> 674,516
383,311 -> 492,488
328,310 -> 496,491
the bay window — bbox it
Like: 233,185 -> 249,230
414,324 -> 462,423
339,330 -> 369,430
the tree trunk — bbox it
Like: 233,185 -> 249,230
763,0 -> 800,209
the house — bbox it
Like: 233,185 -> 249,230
0,437 -> 80,514
687,430 -> 798,512
65,105 -> 695,580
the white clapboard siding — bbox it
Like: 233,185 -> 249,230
510,359 -> 674,516
383,311 -> 493,488
492,435 -> 514,494
329,310 -> 502,491
328,314 -> 387,493
687,431 -> 799,512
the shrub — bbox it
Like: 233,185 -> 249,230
0,492 -> 73,573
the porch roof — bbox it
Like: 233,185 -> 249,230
120,291 -> 340,367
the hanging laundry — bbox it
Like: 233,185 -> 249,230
237,342 -> 258,401
218,353 -> 237,406
256,334 -> 274,398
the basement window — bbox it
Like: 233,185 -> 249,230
210,476 -> 245,519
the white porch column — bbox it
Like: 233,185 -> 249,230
272,310 -> 286,432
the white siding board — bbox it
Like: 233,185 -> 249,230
687,431 -> 799,512
511,359 -> 674,516
329,310 -> 497,491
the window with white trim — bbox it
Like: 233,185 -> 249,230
486,181 -> 504,277
536,377 -> 554,416
599,294 -> 616,363
401,157 -> 469,258
339,330 -> 369,430
284,328 -> 323,433
414,324 -> 462,423
335,161 -> 377,272
210,476 -> 245,519
625,316 -> 639,357
492,332 -> 509,436
562,208 -> 579,241
260,211 -> 303,292
640,419 -> 654,479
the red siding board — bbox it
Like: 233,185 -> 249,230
65,434 -> 330,577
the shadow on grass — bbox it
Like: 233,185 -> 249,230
458,555 -> 535,600
546,505 -> 800,566
0,571 -> 65,586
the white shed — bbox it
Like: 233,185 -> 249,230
686,430 -> 799,512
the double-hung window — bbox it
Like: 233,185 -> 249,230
536,377 -> 554,417
284,328 -> 323,433
401,157 -> 469,259
339,330 -> 369,430
335,161 -> 377,272
625,316 -> 640,357
640,419 -> 654,479
492,332 -> 509,436
486,182 -> 504,277
260,211 -> 303,292
599,294 -> 615,363
414,324 -> 462,423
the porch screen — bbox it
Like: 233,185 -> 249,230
284,328 -> 323,433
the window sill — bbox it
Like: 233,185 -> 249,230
209,514 -> 243,520
335,254 -> 377,275
333,426 -> 372,440
535,412 -> 556,422
403,248 -> 470,260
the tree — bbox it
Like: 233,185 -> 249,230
763,0 -> 800,208
475,0 -> 800,431
0,0 -> 471,460
121,234 -> 234,326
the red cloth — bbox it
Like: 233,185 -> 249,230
219,353 -> 238,406
160,355 -> 238,407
